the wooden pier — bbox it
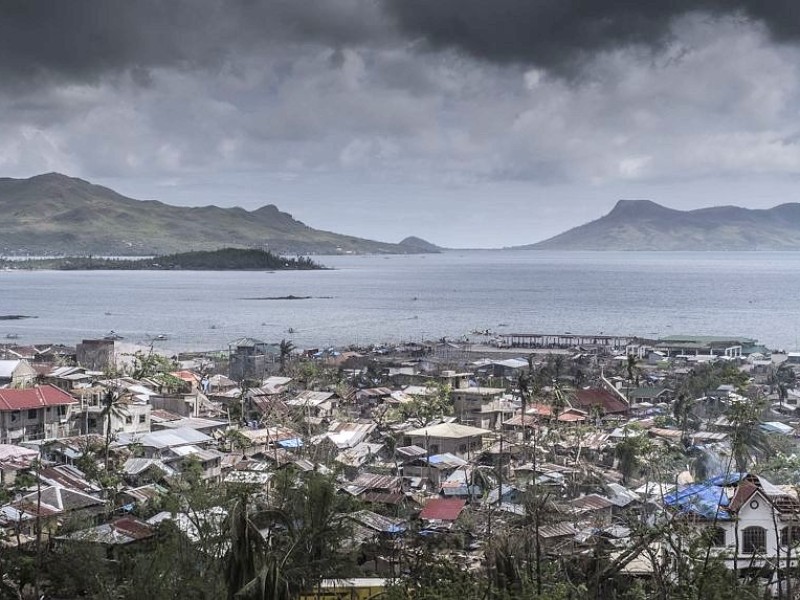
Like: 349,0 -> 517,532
498,332 -> 637,350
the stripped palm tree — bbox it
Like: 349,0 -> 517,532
278,339 -> 294,375
229,472 -> 351,599
100,384 -> 127,470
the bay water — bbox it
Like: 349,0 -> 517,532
1,250 -> 799,353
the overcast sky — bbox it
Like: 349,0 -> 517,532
3,1 -> 800,247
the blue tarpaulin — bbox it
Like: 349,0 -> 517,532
663,478 -> 735,520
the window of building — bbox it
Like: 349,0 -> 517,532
742,526 -> 767,554
10,412 -> 19,422
781,526 -> 800,547
125,416 -> 133,425
139,415 -> 146,423
709,527 -> 726,547
27,409 -> 37,420
58,405 -> 67,416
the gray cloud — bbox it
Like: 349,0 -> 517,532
385,0 -> 800,74
3,2 -> 800,247
0,0 -> 388,86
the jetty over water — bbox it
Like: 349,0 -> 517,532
498,332 -> 637,350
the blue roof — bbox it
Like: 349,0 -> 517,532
706,472 -> 746,486
663,478 -> 736,520
278,438 -> 304,448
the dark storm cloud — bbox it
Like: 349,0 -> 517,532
384,0 -> 800,73
0,0 -> 385,84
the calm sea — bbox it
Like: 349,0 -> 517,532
2,251 -> 800,353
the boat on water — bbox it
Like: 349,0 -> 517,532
5,333 -> 19,340
153,333 -> 169,341
104,330 -> 124,341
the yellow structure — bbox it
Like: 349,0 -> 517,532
298,578 -> 388,600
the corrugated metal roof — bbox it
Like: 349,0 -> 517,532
538,522 -> 578,539
571,494 -> 614,512
419,497 -> 466,521
117,427 -> 212,449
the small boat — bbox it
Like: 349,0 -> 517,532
5,333 -> 19,340
153,334 -> 168,341
104,330 -> 124,340
287,327 -> 296,334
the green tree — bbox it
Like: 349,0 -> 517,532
278,339 -> 294,375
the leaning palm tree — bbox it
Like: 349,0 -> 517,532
278,339 -> 294,375
228,472 -> 351,600
100,385 -> 127,470
728,395 -> 771,473
776,364 -> 797,409
625,353 -> 639,402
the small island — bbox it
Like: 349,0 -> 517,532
2,248 -> 325,271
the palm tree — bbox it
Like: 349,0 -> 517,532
231,472 -> 350,599
625,354 -> 639,402
100,385 -> 127,470
776,364 -> 797,408
728,395 -> 771,473
278,339 -> 294,375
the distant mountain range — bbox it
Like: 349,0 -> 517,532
522,200 -> 800,251
0,173 -> 438,256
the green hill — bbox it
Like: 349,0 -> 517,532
0,173 -> 430,256
521,200 -> 800,250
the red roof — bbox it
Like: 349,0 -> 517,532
170,371 -> 199,383
0,385 -> 77,411
572,389 -> 628,414
419,497 -> 466,522
111,517 -> 154,541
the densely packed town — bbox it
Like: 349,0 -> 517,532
0,331 -> 799,599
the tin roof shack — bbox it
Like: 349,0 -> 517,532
287,390 -> 338,421
452,387 -> 510,430
117,427 -> 223,482
116,427 -> 213,459
0,359 -> 37,389
538,522 -> 578,555
419,497 -> 467,531
627,387 -> 671,406
571,388 -> 629,417
0,385 -> 78,443
341,473 -> 403,503
403,453 -> 470,491
404,422 -> 492,459
569,494 -> 615,527
122,458 -> 177,486
57,516 -> 155,559
0,485 -> 106,540
0,444 -> 37,485
45,366 -> 96,392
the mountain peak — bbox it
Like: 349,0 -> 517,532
398,236 -> 442,252
520,200 -> 800,251
30,172 -> 82,183
607,199 -> 676,219
0,172 -> 435,256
